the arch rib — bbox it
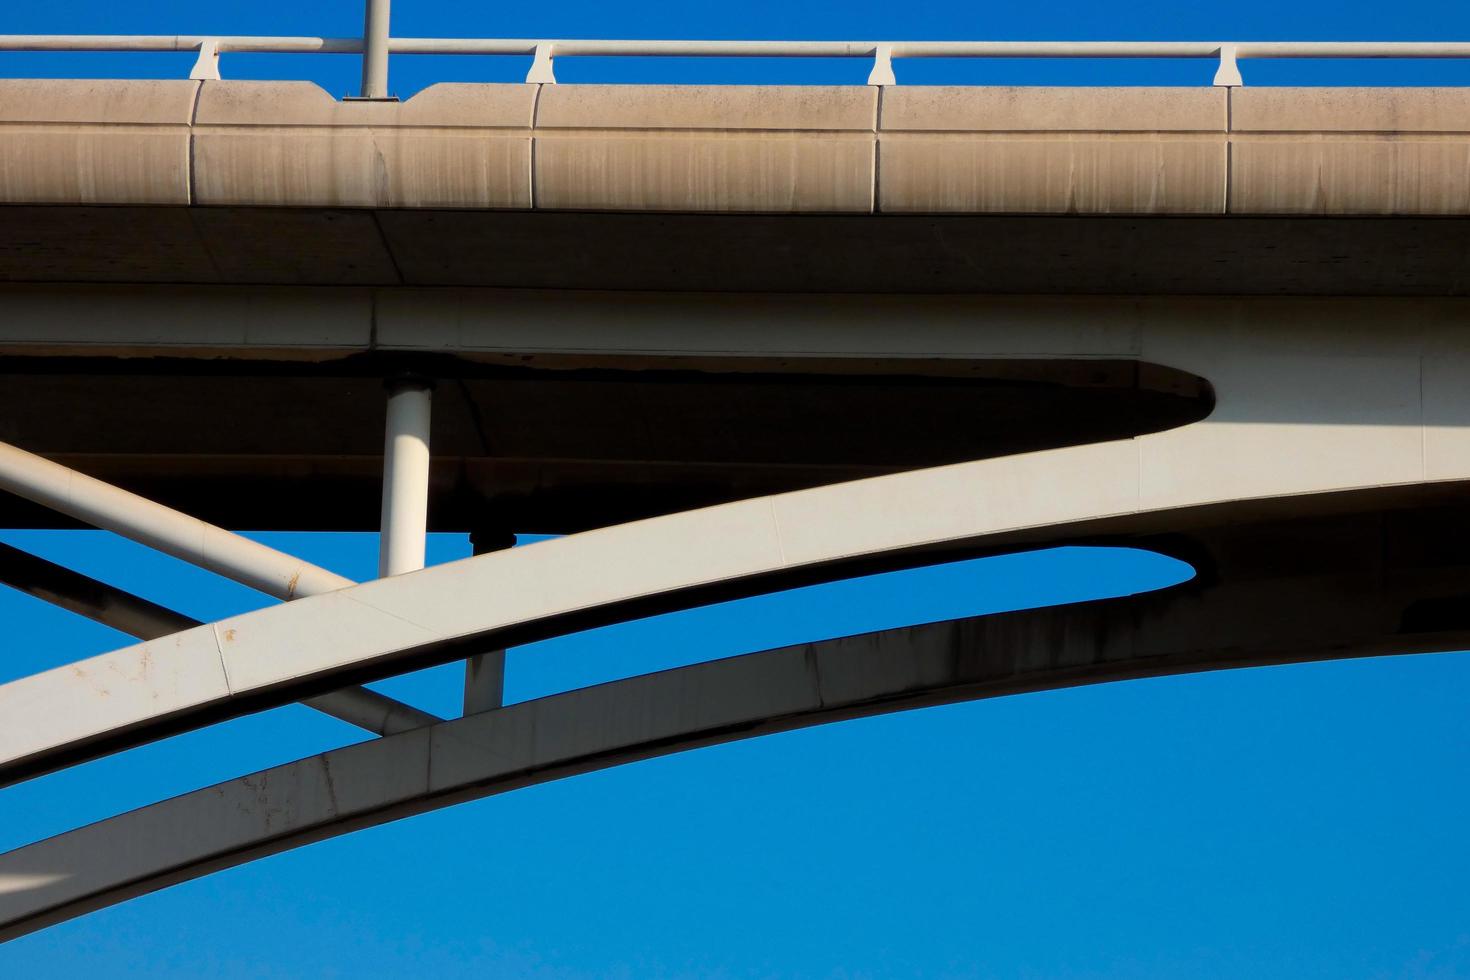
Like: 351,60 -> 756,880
7,280 -> 1470,781
0,440 -> 438,736
3,524 -> 1465,942
0,428 -> 1464,786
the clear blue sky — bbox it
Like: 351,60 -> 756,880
5,1 -> 1470,976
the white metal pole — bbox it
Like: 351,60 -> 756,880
360,0 -> 391,97
0,440 -> 350,599
379,379 -> 432,578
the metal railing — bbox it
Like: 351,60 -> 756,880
3,36 -> 1470,92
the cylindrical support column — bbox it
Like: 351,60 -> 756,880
360,0 -> 391,98
379,378 -> 432,578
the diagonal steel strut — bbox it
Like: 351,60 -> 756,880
0,539 -> 438,736
0,443 -> 439,735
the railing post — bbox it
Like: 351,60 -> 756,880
188,38 -> 220,81
1213,43 -> 1243,86
867,43 -> 896,85
360,0 -> 391,98
526,42 -> 556,83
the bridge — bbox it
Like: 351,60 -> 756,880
2,26 -> 1470,940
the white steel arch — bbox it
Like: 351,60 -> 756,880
4,302 -> 1470,783
3,511 -> 1463,941
0,432 -> 1451,786
3,288 -> 1470,940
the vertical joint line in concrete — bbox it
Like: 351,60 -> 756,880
871,85 -> 884,215
186,79 -> 204,207
528,82 -> 545,209
1222,87 -> 1234,214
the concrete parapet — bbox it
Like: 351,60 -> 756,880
534,85 -> 877,212
1232,86 -> 1470,133
192,81 -> 535,208
0,79 -> 197,205
4,80 -> 1470,216
879,87 -> 1227,214
1230,88 -> 1470,214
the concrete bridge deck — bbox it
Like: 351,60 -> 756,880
4,81 -> 1470,292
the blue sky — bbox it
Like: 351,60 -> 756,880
5,0 -> 1470,976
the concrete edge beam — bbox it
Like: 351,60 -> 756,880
6,81 -> 1470,214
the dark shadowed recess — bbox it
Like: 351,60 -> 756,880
0,354 -> 1213,533
2,208 -> 1469,295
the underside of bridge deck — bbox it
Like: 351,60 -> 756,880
4,208 -> 1470,295
0,352 -> 1211,532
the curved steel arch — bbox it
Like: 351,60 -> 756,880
2,426 -> 1464,787
4,505 -> 1466,941
4,299 -> 1470,937
7,281 -> 1470,782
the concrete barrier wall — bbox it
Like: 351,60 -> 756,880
3,79 -> 1470,214
878,87 -> 1227,213
1231,88 -> 1470,214
193,82 -> 535,208
0,80 -> 197,205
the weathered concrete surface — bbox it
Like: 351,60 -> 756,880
5,500 -> 1468,941
878,87 -> 1227,213
0,80 -> 197,205
534,85 -> 877,212
6,81 -> 1470,217
5,82 -> 1470,291
193,81 -> 535,208
1231,88 -> 1470,214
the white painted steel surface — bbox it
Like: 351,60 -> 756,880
0,439 -> 437,736
0,436 -> 1447,783
378,381 -> 432,578
7,36 -> 1470,57
2,293 -> 1469,781
0,440 -> 349,600
3,547 -> 1458,943
359,0 -> 391,98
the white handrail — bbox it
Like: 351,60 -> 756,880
2,35 -> 1470,87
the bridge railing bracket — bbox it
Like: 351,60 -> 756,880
188,38 -> 220,81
